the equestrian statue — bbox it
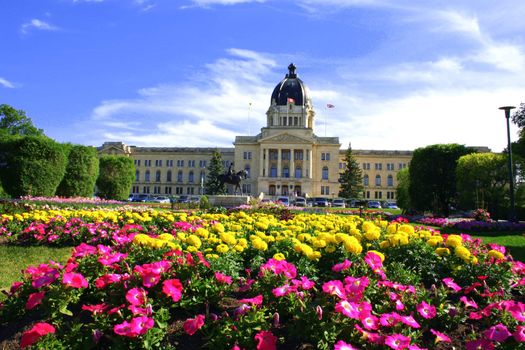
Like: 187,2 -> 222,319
218,164 -> 248,195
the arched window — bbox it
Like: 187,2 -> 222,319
145,170 -> 150,182
363,174 -> 369,186
322,166 -> 329,180
375,175 -> 381,186
155,170 -> 161,182
135,170 -> 140,182
387,175 -> 394,187
189,171 -> 194,183
245,165 -> 250,178
166,170 -> 172,182
270,166 -> 277,178
282,166 -> 289,178
295,166 -> 302,178
269,185 -> 276,195
177,170 -> 183,183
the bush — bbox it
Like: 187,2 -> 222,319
56,145 -> 99,197
96,155 -> 135,201
0,136 -> 68,197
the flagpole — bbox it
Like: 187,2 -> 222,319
248,102 -> 252,135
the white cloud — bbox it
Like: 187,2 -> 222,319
0,77 -> 15,88
188,0 -> 267,8
21,19 -> 59,34
435,10 -> 481,39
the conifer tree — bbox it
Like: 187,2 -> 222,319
338,144 -> 364,198
205,149 -> 226,195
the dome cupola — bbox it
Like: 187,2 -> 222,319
270,63 -> 311,106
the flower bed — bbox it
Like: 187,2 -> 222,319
1,209 -> 524,349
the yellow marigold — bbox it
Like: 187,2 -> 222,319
133,234 -> 151,245
220,232 -> 237,246
335,233 -> 351,243
378,220 -> 388,228
362,221 -> 375,232
233,245 -> 244,252
186,235 -> 202,249
389,234 -> 408,246
455,246 -> 471,261
255,221 -> 269,230
177,232 -> 187,241
211,222 -> 225,233
398,224 -> 414,235
313,239 -> 327,248
426,237 -> 443,247
237,238 -> 248,248
297,233 -> 312,242
446,235 -> 463,248
273,253 -> 286,261
216,244 -> 229,254
379,240 -> 390,249
186,246 -> 198,253
194,227 -> 209,238
487,250 -> 505,260
350,228 -> 362,238
418,230 -> 432,239
300,244 -> 314,256
158,233 -> 175,241
343,236 -> 363,255
252,238 -> 268,251
364,229 -> 381,241
307,250 -> 322,260
324,245 -> 337,253
435,247 -> 450,256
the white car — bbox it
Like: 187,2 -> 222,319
151,196 -> 170,203
332,198 -> 346,208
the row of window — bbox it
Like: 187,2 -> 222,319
134,159 -> 209,168
363,191 -> 396,199
267,150 -> 308,161
363,174 -> 395,187
136,166 -> 251,183
362,163 -> 407,171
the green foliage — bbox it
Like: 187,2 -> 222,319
0,104 -> 44,137
409,144 -> 474,215
205,149 -> 226,195
199,195 -> 210,210
456,153 -> 507,215
96,155 -> 135,200
511,102 -> 525,129
56,145 -> 99,197
338,144 -> 364,198
396,167 -> 411,212
0,136 -> 68,197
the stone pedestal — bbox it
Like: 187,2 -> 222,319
208,195 -> 251,208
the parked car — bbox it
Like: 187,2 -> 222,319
293,197 -> 307,207
189,196 -> 201,204
276,196 -> 290,206
367,201 -> 382,209
332,198 -> 346,208
384,202 -> 399,209
150,196 -> 170,203
313,197 -> 330,207
177,195 -> 190,203
131,194 -> 149,202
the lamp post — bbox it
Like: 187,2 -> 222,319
499,106 -> 516,222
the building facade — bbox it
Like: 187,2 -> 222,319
98,64 -> 413,200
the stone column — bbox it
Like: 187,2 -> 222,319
290,148 -> 295,179
308,149 -> 313,179
277,148 -> 282,179
264,148 -> 269,177
259,147 -> 265,177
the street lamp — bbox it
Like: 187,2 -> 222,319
499,106 -> 516,222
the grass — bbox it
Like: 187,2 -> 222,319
0,245 -> 72,295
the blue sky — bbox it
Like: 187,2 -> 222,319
1,0 -> 524,152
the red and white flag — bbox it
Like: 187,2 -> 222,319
326,103 -> 335,109
287,97 -> 295,103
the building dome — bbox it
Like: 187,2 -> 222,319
271,63 -> 310,106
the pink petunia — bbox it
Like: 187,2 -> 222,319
430,329 -> 451,343
126,287 -> 148,306
162,279 -> 183,302
215,271 -> 233,285
507,302 -> 525,322
334,340 -> 359,350
442,278 -> 462,292
380,312 -> 400,327
514,325 -> 525,342
335,300 -> 369,319
484,324 -> 511,342
238,294 -> 263,306
465,338 -> 495,350
82,303 -> 108,315
354,324 -> 383,344
460,296 -> 479,309
25,291 -> 45,310
129,316 -> 154,336
399,315 -> 420,329
332,259 -> 353,272
62,272 -> 88,288
416,301 -> 436,319
254,330 -> 277,350
322,280 -> 346,299
361,314 -> 379,330
20,322 -> 56,349
183,314 -> 205,336
385,334 -> 411,350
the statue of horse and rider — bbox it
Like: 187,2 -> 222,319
218,163 -> 248,195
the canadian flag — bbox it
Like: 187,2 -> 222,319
287,97 -> 295,103
326,103 -> 335,109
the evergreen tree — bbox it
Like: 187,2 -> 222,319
96,156 -> 135,200
338,144 -> 364,198
205,150 -> 226,195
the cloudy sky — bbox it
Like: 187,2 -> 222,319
1,0 -> 524,152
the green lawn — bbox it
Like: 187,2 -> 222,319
0,245 -> 72,295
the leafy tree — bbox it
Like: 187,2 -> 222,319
56,145 -> 100,197
0,136 -> 68,197
456,153 -> 508,216
511,102 -> 525,128
96,156 -> 134,200
338,144 -> 363,198
396,167 -> 411,212
205,150 -> 226,195
0,104 -> 44,137
409,144 -> 474,216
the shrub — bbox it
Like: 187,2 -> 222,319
56,145 -> 99,197
96,155 -> 135,201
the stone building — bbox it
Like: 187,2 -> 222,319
98,64 -> 413,200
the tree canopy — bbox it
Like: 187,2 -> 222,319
96,156 -> 135,200
338,144 -> 363,199
0,104 -> 44,137
205,150 -> 226,195
57,145 -> 100,197
396,167 -> 411,212
409,144 -> 474,216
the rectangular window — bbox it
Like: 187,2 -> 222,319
144,160 -> 151,167
326,153 -> 330,161
165,186 -> 172,194
242,184 -> 252,194
155,160 -> 162,167
177,160 -> 184,167
134,159 -> 141,166
199,160 -> 207,168
362,163 -> 370,170
166,160 -> 173,167
188,160 -> 195,167
375,163 -> 382,170
243,152 -> 252,160
294,150 -> 304,160
176,187 -> 183,195
386,163 -> 394,171
321,153 -> 325,161
366,191 -> 370,199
